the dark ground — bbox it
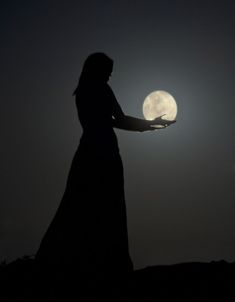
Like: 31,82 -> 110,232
1,256 -> 235,301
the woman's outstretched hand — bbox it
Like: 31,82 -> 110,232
150,115 -> 176,128
152,114 -> 176,126
140,116 -> 176,132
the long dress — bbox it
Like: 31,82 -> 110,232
36,81 -> 133,292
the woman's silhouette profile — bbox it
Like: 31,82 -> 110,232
35,53 -> 175,296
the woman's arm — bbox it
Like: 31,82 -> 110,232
112,115 -> 154,132
109,86 -> 175,132
111,100 -> 175,132
112,114 -> 175,132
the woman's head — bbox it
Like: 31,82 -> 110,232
73,52 -> 113,95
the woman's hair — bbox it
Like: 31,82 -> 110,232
73,52 -> 113,96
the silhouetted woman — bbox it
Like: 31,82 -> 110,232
36,53 -> 174,296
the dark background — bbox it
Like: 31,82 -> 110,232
1,0 -> 234,269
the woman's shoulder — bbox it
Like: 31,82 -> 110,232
75,83 -> 116,105
104,84 -> 117,101
91,83 -> 116,101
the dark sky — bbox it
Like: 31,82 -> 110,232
1,0 -> 235,269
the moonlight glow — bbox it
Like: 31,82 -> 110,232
143,90 -> 177,127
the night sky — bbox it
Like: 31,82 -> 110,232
1,0 -> 235,269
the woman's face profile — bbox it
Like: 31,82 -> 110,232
99,64 -> 113,83
107,65 -> 113,82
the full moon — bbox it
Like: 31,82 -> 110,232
143,90 -> 177,127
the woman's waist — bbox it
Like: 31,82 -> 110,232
79,131 -> 119,150
81,128 -> 117,139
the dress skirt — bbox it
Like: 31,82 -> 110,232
36,133 -> 133,290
